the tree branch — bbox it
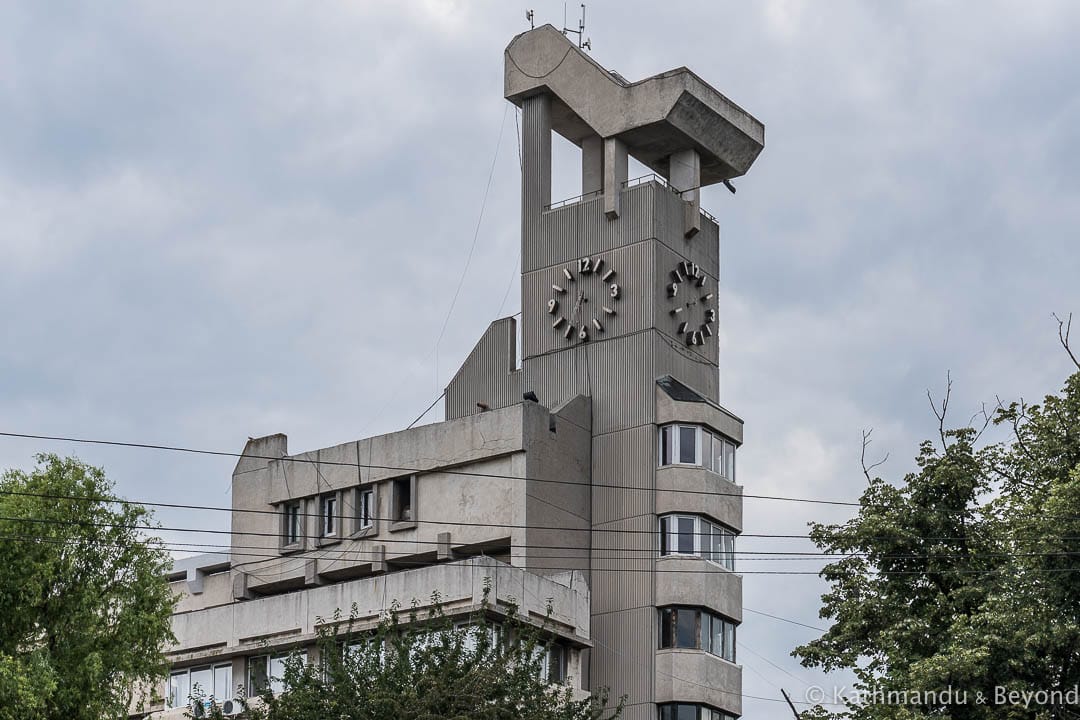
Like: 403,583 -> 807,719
1054,312 -> 1080,370
861,429 -> 889,483
927,371 -> 953,450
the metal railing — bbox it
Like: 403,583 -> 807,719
544,174 -> 720,226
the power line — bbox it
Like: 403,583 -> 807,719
0,430 -> 862,507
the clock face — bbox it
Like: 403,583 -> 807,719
546,255 -> 621,343
666,260 -> 715,346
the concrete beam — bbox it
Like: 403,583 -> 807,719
670,148 -> 701,238
521,93 -> 551,221
581,135 -> 603,197
603,137 -> 627,220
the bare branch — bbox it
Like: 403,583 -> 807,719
861,428 -> 890,483
970,401 -> 993,443
1053,312 -> 1080,370
927,371 -> 953,450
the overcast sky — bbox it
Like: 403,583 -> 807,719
2,1 -> 1079,717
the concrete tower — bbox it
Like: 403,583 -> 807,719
448,25 -> 765,720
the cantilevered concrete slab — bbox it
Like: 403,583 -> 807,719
504,24 -> 765,185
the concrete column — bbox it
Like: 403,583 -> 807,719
581,135 -> 603,197
603,137 -> 628,220
669,148 -> 701,238
521,94 -> 552,224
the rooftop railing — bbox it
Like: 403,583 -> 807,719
544,174 -> 720,226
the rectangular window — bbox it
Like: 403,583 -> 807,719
676,516 -> 696,555
701,431 -> 713,473
712,434 -> 724,476
547,644 -> 567,684
675,608 -> 698,648
724,440 -> 736,481
283,502 -> 301,546
249,652 -> 307,696
678,426 -> 698,464
660,608 -> 674,648
321,495 -> 338,537
699,612 -> 711,653
660,425 -> 675,465
392,477 -> 414,522
167,664 -> 232,708
357,487 -> 374,530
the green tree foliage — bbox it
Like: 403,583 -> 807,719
795,361 -> 1080,720
193,587 -> 622,720
0,454 -> 176,720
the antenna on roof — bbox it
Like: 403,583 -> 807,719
562,3 -> 591,51
525,9 -> 534,29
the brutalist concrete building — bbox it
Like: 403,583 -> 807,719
149,25 -> 763,720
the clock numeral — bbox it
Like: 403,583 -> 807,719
686,330 -> 704,346
705,309 -> 716,322
667,282 -> 679,298
677,321 -> 688,334
609,283 -> 620,299
702,323 -> 714,337
602,305 -> 616,316
547,299 -> 559,314
552,316 -> 566,329
578,257 -> 592,274
592,318 -> 603,332
562,267 -> 574,281
578,326 -> 589,342
601,269 -> 616,282
552,284 -> 566,294
593,258 -> 605,274
563,323 -> 575,339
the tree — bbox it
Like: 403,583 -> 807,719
795,349 -> 1080,719
0,454 -> 176,720
193,586 -> 622,720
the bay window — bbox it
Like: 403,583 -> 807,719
658,607 -> 737,662
658,424 -> 736,480
659,514 -> 736,571
658,703 -> 737,720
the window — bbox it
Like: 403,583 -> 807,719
658,607 -> 736,662
248,651 -> 307,696
392,476 -> 414,523
658,704 -> 736,720
658,424 -> 736,480
321,494 -> 338,538
167,663 -> 233,708
357,487 -> 375,530
535,642 -> 568,684
659,514 -> 736,571
283,502 -> 301,546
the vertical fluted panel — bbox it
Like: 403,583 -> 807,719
444,317 -> 522,419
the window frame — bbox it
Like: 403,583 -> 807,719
167,663 -> 233,708
248,651 -> 308,696
658,424 -> 737,481
658,703 -> 737,720
657,606 -> 737,663
318,492 -> 342,546
280,500 -> 304,552
389,475 -> 418,531
352,485 -> 377,537
658,513 -> 737,571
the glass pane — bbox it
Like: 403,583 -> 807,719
678,426 -> 697,464
269,655 -> 287,694
675,608 -> 698,648
712,614 -> 723,657
725,532 -> 735,571
659,517 -> 670,555
660,608 -> 673,648
726,622 -> 736,661
699,612 -> 711,652
660,426 -> 674,466
214,665 -> 232,700
725,441 -> 736,481
713,436 -> 724,476
701,432 -> 713,472
189,666 -> 212,699
169,672 -> 190,708
676,704 -> 698,720
710,525 -> 723,565
676,517 -> 695,554
659,706 -> 673,720
248,657 -> 268,694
